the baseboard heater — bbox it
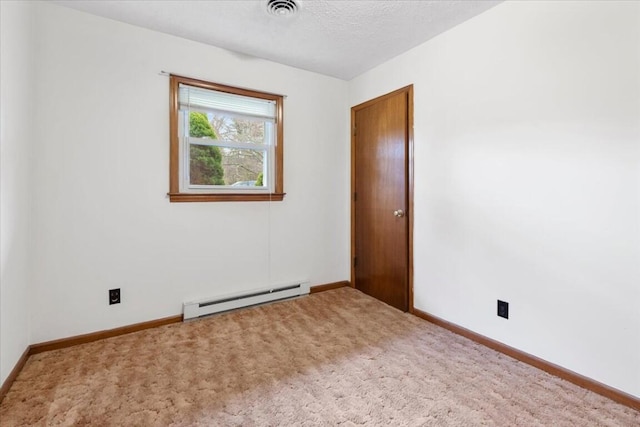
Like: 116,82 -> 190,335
183,281 -> 310,320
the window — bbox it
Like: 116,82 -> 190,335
169,75 -> 284,202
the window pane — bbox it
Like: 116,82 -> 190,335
189,112 -> 217,138
209,115 -> 268,145
221,147 -> 266,187
189,144 -> 225,186
189,144 -> 266,188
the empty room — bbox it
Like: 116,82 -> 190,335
1,0 -> 638,425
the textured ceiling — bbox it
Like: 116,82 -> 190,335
51,0 -> 501,80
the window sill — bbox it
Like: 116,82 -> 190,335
168,193 -> 286,203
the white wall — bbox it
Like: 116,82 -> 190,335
29,2 -> 350,343
0,1 -> 34,384
350,1 -> 640,397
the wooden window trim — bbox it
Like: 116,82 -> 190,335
169,75 -> 285,203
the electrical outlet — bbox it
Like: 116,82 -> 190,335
498,300 -> 509,319
109,288 -> 121,305
497,300 -> 509,319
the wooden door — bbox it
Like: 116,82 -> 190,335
352,86 -> 413,311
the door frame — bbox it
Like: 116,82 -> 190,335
350,85 -> 414,312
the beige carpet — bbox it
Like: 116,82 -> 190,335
1,287 -> 638,426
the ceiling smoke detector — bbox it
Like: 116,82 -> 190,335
266,0 -> 300,17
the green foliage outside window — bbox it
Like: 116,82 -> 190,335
189,112 -> 225,185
